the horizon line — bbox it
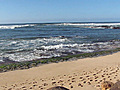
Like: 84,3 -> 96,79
1,21 -> 120,25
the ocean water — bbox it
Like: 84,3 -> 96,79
0,22 -> 120,63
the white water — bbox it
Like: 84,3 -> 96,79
0,40 -> 120,62
0,24 -> 34,29
54,23 -> 120,26
1,23 -> 120,29
0,23 -> 120,63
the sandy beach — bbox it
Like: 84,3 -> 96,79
0,52 -> 120,90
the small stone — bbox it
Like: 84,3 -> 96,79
103,78 -> 106,80
71,86 -> 73,88
95,76 -> 98,79
39,86 -> 42,88
95,80 -> 97,82
78,83 -> 81,86
59,80 -> 64,83
90,80 -> 93,82
22,86 -> 26,88
100,80 -> 102,82
51,78 -> 55,80
96,85 -> 100,87
8,88 -> 12,90
102,75 -> 104,77
29,87 -> 32,89
52,82 -> 56,85
60,84 -> 64,86
83,81 -> 86,83
80,77 -> 83,79
33,84 -> 37,87
68,79 -> 70,81
78,83 -> 83,87
88,82 -> 91,85
43,83 -> 48,86
86,76 -> 89,77
72,80 -> 75,82
33,81 -> 37,84
72,78 -> 75,80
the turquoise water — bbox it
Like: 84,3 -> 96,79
0,22 -> 120,62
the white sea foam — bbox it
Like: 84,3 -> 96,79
0,37 -> 69,50
54,23 -> 120,26
41,43 -> 79,50
0,24 -> 34,29
0,58 -> 4,62
1,23 -> 120,29
1,40 -> 120,62
3,50 -> 61,62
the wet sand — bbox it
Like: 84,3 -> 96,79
0,52 -> 120,90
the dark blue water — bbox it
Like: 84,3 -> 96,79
0,22 -> 120,62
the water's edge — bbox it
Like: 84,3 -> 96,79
0,48 -> 120,73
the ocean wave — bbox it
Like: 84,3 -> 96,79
0,57 -> 4,62
0,24 -> 35,29
0,37 -> 69,51
52,23 -> 120,29
1,23 -> 120,30
54,23 -> 120,26
0,40 -> 120,62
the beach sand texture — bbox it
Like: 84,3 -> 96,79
0,52 -> 120,90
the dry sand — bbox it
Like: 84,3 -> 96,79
0,52 -> 120,90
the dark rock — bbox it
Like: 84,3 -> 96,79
112,27 -> 120,29
110,80 -> 120,90
52,82 -> 56,85
47,86 -> 69,90
70,86 -> 73,88
101,81 -> 114,90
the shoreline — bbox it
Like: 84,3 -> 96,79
0,48 -> 120,73
0,50 -> 120,89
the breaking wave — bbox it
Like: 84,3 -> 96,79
0,24 -> 35,29
1,39 -> 120,62
54,23 -> 120,26
53,23 -> 120,29
1,22 -> 120,30
0,22 -> 120,63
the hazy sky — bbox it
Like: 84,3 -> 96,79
0,0 -> 120,23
